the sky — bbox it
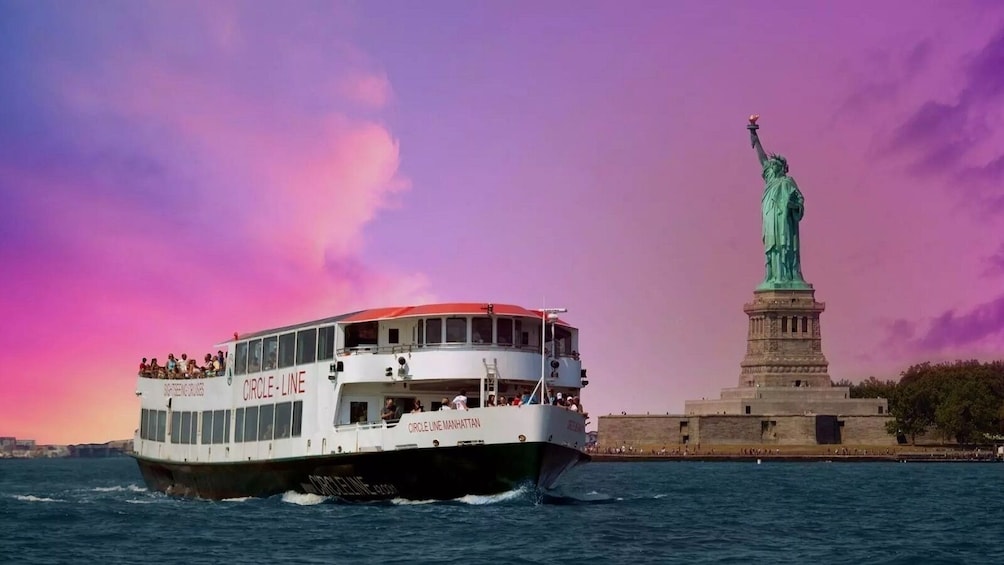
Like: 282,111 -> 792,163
2,0 -> 1004,444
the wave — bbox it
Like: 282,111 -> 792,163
280,491 -> 329,506
452,485 -> 531,505
89,484 -> 146,493
13,495 -> 65,503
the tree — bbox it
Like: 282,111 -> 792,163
850,376 -> 897,399
886,381 -> 935,444
934,379 -> 999,444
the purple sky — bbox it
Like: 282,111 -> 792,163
2,0 -> 1004,442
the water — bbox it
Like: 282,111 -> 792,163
2,458 -> 1002,564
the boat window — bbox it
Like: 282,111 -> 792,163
552,325 -> 573,356
170,412 -> 182,444
248,339 -> 263,373
235,342 -> 248,376
350,401 -> 368,424
157,411 -> 167,442
223,410 -> 231,443
274,402 -> 293,439
471,317 -> 493,344
234,407 -> 245,442
263,336 -> 278,371
150,409 -> 159,440
258,404 -> 275,441
388,328 -> 399,344
345,321 -> 378,348
317,326 -> 335,360
296,329 -> 317,365
201,411 -> 212,444
244,406 -> 259,442
417,320 -> 424,346
212,409 -> 226,444
278,332 -> 295,368
292,401 -> 303,436
425,319 -> 442,345
497,318 -> 513,346
140,409 -> 149,440
180,412 -> 192,444
515,319 -> 526,346
147,410 -> 158,441
445,317 -> 467,343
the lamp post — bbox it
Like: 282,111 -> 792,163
537,307 -> 567,404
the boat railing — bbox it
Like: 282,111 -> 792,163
338,343 -> 580,359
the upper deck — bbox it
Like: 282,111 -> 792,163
226,302 -> 579,380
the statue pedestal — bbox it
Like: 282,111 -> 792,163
738,288 -> 829,389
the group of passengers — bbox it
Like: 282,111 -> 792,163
485,390 -> 584,413
138,351 -> 227,379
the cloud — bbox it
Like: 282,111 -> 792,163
883,28 -> 1004,204
983,243 -> 1004,277
838,40 -> 933,116
880,295 -> 1004,354
0,3 -> 430,442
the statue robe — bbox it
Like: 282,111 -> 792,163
761,163 -> 805,283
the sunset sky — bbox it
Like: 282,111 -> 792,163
2,1 -> 1004,444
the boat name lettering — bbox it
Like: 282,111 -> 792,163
302,475 -> 398,497
243,371 -> 306,401
163,382 -> 205,397
567,420 -> 584,433
407,418 -> 482,433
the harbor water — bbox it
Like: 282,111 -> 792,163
2,457 -> 1002,564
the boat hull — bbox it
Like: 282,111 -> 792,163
134,441 -> 588,501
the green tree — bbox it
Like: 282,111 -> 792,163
850,376 -> 897,399
934,379 -> 999,444
886,381 -> 935,444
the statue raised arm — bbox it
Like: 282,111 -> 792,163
745,115 -> 810,290
748,114 -> 768,168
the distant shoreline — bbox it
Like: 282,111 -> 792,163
589,453 -> 1001,463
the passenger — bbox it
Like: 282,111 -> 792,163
497,395 -> 507,406
216,350 -> 226,375
150,358 -> 162,378
211,355 -> 222,376
203,353 -> 213,373
381,399 -> 398,423
166,354 -> 178,377
412,400 -> 424,413
452,391 -> 469,411
439,397 -> 452,411
486,394 -> 496,407
180,353 -> 190,377
138,358 -> 148,376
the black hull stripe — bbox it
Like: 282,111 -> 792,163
134,442 -> 589,501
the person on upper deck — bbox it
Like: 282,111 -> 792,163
381,399 -> 398,423
452,391 -> 469,411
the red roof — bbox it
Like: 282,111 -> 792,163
341,303 -> 572,326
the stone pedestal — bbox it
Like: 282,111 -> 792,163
739,288 -> 829,389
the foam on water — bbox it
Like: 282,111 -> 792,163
280,491 -> 329,506
453,484 -> 530,505
91,484 -> 146,493
13,495 -> 65,503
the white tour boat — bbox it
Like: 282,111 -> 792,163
132,303 -> 590,500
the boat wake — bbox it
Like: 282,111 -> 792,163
539,489 -> 667,505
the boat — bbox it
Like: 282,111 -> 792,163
132,302 -> 590,501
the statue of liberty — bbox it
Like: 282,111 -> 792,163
747,115 -> 810,290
